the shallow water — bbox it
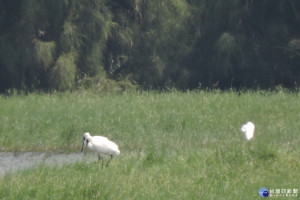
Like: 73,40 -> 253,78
0,151 -> 94,175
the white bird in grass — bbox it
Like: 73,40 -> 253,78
241,121 -> 255,141
81,132 -> 120,167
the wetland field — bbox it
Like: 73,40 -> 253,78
0,91 -> 299,199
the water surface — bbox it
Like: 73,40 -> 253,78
0,151 -> 94,175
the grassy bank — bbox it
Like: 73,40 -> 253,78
0,91 -> 299,199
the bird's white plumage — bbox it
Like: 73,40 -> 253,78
241,121 -> 255,140
81,132 -> 120,166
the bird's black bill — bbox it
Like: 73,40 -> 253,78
81,142 -> 84,152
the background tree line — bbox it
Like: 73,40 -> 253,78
0,0 -> 300,92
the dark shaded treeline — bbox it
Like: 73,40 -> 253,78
0,0 -> 300,92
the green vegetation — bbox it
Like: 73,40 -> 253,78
1,0 -> 300,92
0,91 -> 299,199
1,0 -> 299,198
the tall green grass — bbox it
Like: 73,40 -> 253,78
0,91 -> 299,199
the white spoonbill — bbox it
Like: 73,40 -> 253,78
241,121 -> 255,141
81,132 -> 120,167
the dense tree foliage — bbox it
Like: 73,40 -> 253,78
0,0 -> 300,92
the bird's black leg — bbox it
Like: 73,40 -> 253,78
98,153 -> 104,167
106,155 -> 113,167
